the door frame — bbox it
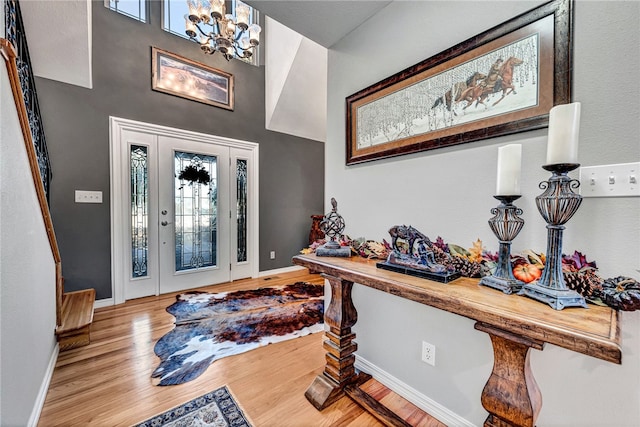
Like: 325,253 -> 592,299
109,116 -> 259,305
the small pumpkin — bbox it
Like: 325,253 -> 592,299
513,262 -> 542,283
600,276 -> 640,311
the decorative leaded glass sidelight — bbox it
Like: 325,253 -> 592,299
130,145 -> 149,278
174,151 -> 218,271
236,159 -> 248,262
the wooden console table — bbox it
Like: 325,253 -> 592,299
292,254 -> 622,427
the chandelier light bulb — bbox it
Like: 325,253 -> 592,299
209,0 -> 225,20
187,0 -> 199,21
184,15 -> 197,38
224,14 -> 236,37
198,1 -> 209,23
249,24 -> 261,46
235,3 -> 250,30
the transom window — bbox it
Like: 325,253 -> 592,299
104,0 -> 260,65
104,0 -> 147,23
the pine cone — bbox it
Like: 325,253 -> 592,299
447,256 -> 483,278
563,270 -> 603,298
431,245 -> 451,265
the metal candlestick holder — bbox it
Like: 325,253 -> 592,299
518,163 -> 588,310
480,195 -> 525,294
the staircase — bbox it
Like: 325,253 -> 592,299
4,0 -> 95,351
56,288 -> 96,351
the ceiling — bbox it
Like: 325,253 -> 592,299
244,1 -> 393,48
19,0 -> 391,88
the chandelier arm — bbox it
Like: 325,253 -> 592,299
234,28 -> 247,43
227,45 -> 240,59
212,19 -> 223,37
193,24 -> 213,38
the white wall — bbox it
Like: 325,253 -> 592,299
20,0 -> 93,89
265,17 -> 328,142
0,56 -> 58,425
327,1 -> 640,425
1,6 -> 5,422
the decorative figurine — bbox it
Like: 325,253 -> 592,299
377,225 -> 460,283
315,198 -> 351,257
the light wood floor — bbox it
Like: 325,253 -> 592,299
38,269 -> 444,427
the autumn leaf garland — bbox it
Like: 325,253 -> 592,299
301,235 -> 640,311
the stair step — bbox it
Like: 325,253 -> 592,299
56,289 -> 96,351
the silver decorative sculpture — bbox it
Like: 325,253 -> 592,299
518,164 -> 588,309
316,198 -> 351,257
376,225 -> 459,283
480,196 -> 525,294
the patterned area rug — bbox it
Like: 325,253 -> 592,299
134,386 -> 251,427
152,282 -> 324,386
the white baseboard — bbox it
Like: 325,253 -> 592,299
28,343 -> 59,427
258,265 -> 305,277
355,355 -> 475,427
94,297 -> 114,309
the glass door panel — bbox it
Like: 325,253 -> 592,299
158,136 -> 230,294
131,145 -> 149,278
236,158 -> 248,263
122,129 -> 159,301
230,148 -> 253,280
174,151 -> 218,271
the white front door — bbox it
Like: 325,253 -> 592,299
157,135 -> 231,295
110,118 -> 258,303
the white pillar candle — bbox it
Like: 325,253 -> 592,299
496,144 -> 522,196
546,102 -> 581,165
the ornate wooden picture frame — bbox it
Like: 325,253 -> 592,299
345,0 -> 572,165
152,47 -> 234,111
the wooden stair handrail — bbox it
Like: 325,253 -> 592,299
1,38 -> 64,328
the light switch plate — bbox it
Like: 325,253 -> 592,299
75,190 -> 103,203
579,162 -> 640,198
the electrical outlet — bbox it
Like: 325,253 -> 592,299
270,251 -> 276,260
421,341 -> 436,366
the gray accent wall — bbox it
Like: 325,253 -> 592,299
33,1 -> 324,300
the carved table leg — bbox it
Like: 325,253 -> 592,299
475,322 -> 545,427
305,273 -> 361,410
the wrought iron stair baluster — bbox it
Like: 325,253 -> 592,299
4,0 -> 52,203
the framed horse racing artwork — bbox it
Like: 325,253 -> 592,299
345,0 -> 572,165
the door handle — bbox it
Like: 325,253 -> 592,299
161,221 -> 172,226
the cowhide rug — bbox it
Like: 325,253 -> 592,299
152,282 -> 324,386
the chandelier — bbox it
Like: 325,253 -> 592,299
185,0 -> 261,61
